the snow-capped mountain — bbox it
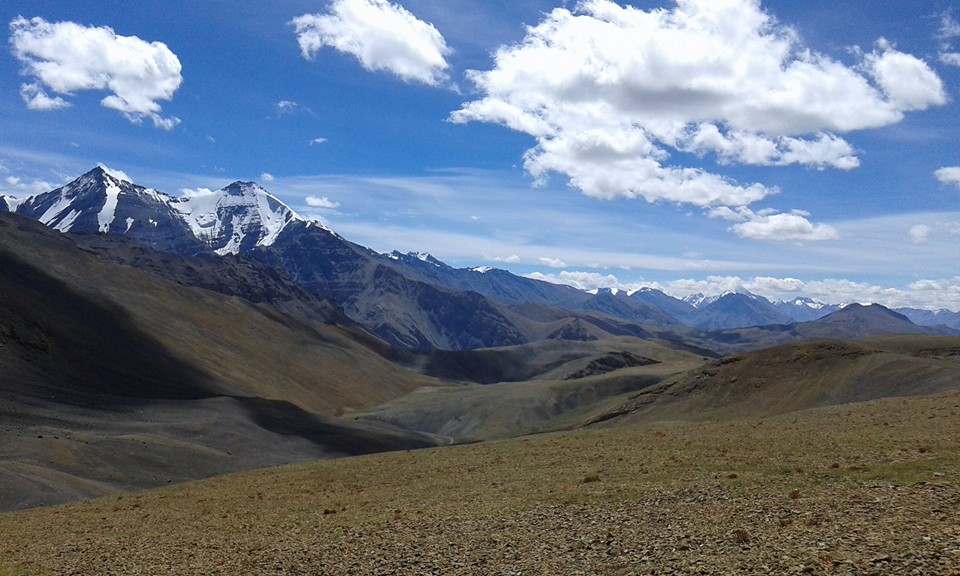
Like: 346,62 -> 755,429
13,168 -> 313,257
15,166 -> 203,254
895,308 -> 960,331
8,166 -> 956,350
171,181 -> 303,255
682,292 -> 716,308
690,292 -> 793,330
774,297 -> 839,322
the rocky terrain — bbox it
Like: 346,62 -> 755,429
1,390 -> 958,575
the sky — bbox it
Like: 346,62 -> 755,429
2,0 -> 960,310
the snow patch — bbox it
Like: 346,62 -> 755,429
53,209 -> 81,232
38,192 -> 74,226
124,217 -> 135,233
98,183 -> 121,232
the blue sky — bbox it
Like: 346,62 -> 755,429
2,0 -> 960,309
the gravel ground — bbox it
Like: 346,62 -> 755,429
2,392 -> 959,575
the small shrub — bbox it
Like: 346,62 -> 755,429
733,529 -> 750,544
581,475 -> 601,484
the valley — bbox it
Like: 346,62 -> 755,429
1,169 -> 959,573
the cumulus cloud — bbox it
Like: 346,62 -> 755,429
710,206 -> 839,242
451,0 -> 945,223
935,167 -> 960,190
306,196 -> 340,209
292,0 -> 451,86
310,137 -> 328,145
10,16 -> 182,129
260,172 -> 275,182
527,270 -> 624,291
863,39 -> 947,111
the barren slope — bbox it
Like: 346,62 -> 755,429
357,337 -> 706,441
2,391 -> 957,575
587,336 -> 960,426
0,213 -> 443,510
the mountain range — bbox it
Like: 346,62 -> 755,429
3,167 -> 959,512
2,166 -> 957,350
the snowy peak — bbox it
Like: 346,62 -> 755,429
683,293 -> 716,308
773,297 -> 839,322
172,181 -> 301,255
388,251 -> 449,269
15,166 -> 174,235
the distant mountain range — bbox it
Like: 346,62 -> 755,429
3,166 -> 957,349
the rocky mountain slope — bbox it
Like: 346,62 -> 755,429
0,212 -> 443,510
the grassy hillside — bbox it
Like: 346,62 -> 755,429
2,390 -> 958,575
585,336 -> 960,426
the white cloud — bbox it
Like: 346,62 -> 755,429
731,211 -> 839,242
1,173 -> 55,197
310,137 -> 328,145
527,270 -> 625,291
292,0 -> 451,86
179,187 -> 215,198
277,100 -> 299,114
275,100 -> 314,118
863,39 -> 946,111
260,172 -> 275,182
10,16 -> 182,129
909,224 -> 932,245
19,82 -> 70,111
935,167 -> 960,190
306,195 -> 340,209
938,11 -> 960,66
940,11 -> 960,39
97,163 -> 131,183
451,0 -> 945,219
538,257 -> 567,268
488,254 -> 520,264
710,206 -> 839,242
658,275 -> 960,311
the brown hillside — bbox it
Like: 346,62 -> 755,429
0,213 -> 443,510
590,336 -> 960,426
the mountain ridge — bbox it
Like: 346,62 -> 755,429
7,167 -> 956,350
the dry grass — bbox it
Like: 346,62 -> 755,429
2,391 -> 959,575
